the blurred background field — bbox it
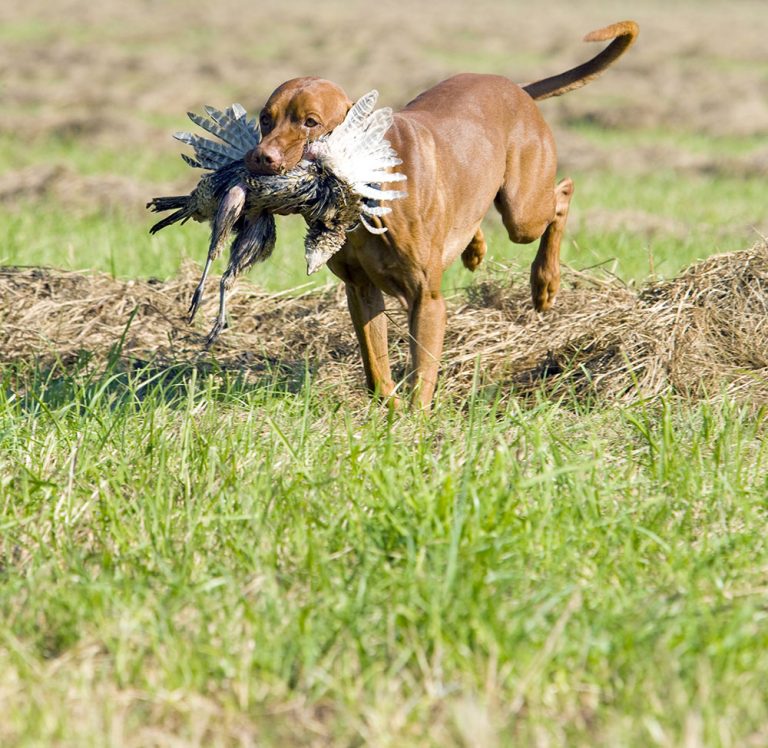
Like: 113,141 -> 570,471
1,0 -> 766,291
2,2 -> 768,746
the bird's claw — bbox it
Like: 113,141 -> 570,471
204,317 -> 226,349
188,286 -> 204,323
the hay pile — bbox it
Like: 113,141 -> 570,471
452,241 -> 768,403
2,242 -> 767,404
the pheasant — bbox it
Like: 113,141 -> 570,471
147,91 -> 406,345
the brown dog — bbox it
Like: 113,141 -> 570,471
246,21 -> 638,406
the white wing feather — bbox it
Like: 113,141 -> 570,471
360,215 -> 389,234
321,90 -> 408,232
361,204 -> 393,217
355,185 -> 407,202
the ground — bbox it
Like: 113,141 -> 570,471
1,1 -> 768,746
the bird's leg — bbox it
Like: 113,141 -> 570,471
205,266 -> 236,349
189,182 -> 246,323
203,213 -> 276,349
188,257 -> 214,322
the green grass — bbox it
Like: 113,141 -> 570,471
0,20 -> 57,44
4,166 -> 761,293
6,113 -> 764,290
0,134 -> 188,183
563,170 -> 765,280
425,45 -> 549,76
1,363 -> 767,745
0,203 -> 327,288
4,13 -> 768,741
569,121 -> 768,158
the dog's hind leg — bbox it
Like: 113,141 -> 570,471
530,177 -> 574,311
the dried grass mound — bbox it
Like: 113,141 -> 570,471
453,240 -> 768,404
0,264 -> 357,387
1,241 -> 767,405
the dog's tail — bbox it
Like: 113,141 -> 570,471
522,20 -> 639,101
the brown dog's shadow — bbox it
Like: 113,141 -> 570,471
6,354 -> 317,415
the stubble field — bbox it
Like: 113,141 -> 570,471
1,1 -> 767,745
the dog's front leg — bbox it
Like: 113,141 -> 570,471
407,284 -> 447,408
344,280 -> 399,405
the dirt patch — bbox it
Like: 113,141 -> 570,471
0,164 -> 163,216
4,0 -> 767,151
3,242 -> 767,405
556,130 -> 768,178
2,0 -> 766,275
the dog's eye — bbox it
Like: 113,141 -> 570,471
304,117 -> 320,128
259,113 -> 272,130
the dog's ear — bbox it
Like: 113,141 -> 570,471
333,95 -> 353,129
324,95 -> 354,135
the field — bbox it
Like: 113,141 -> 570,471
1,0 -> 768,745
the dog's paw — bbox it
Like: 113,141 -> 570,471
461,246 -> 484,272
461,230 -> 487,272
530,263 -> 560,311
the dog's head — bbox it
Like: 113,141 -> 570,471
245,77 -> 353,175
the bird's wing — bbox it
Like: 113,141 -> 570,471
174,104 -> 261,171
320,91 -> 407,227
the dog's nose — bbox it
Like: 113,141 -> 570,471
245,145 -> 284,175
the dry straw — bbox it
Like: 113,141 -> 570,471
2,241 -> 766,405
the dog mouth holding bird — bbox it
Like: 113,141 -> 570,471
244,77 -> 354,176
147,89 -> 407,345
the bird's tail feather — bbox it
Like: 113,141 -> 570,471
146,196 -> 191,234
